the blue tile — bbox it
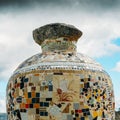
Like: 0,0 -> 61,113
49,85 -> 53,91
32,98 -> 36,103
24,78 -> 28,82
44,102 -> 49,107
40,112 -> 44,116
28,92 -> 31,98
45,112 -> 48,116
36,93 -> 40,97
81,117 -> 85,120
40,102 -> 44,107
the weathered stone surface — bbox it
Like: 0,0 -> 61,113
33,23 -> 82,45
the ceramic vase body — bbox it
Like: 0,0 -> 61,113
6,23 -> 115,120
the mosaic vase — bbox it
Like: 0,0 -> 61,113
6,23 -> 115,120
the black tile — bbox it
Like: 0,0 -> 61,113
83,112 -> 87,116
57,103 -> 62,108
75,113 -> 79,117
46,98 -> 52,101
21,76 -> 25,82
98,76 -> 101,80
30,104 -> 33,108
20,109 -> 26,112
91,104 -> 94,107
36,109 -> 39,114
88,78 -> 91,81
20,83 -> 24,89
54,73 -> 63,75
36,98 -> 39,103
81,79 -> 84,82
86,108 -> 89,111
16,97 -> 22,103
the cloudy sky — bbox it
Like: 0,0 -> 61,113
0,0 -> 120,112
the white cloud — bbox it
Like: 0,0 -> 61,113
77,14 -> 120,57
113,61 -> 120,72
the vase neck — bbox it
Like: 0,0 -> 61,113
41,37 -> 77,54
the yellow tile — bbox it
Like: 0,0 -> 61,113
92,110 -> 98,118
98,110 -> 102,116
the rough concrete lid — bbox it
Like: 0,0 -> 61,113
33,23 -> 82,45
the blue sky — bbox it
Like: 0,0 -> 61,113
0,0 -> 120,112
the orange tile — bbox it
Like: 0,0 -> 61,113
26,99 -> 31,104
34,103 -> 40,108
13,93 -> 17,98
24,93 -> 28,98
20,103 -> 25,109
32,92 -> 36,97
34,73 -> 39,76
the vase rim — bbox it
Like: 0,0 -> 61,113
33,23 -> 82,46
